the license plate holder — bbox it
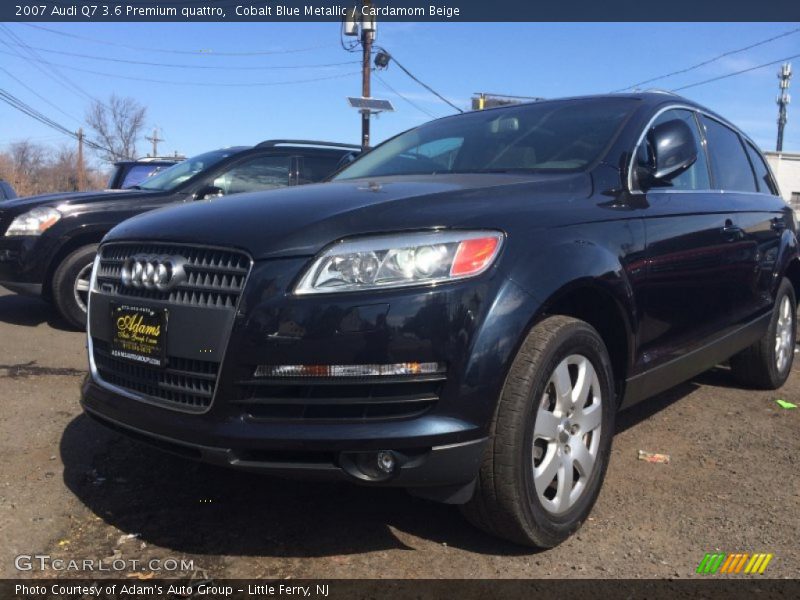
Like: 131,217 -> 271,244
109,303 -> 168,368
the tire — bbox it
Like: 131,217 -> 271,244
461,315 -> 615,548
52,244 -> 98,330
729,277 -> 796,389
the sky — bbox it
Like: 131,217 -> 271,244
0,21 -> 798,164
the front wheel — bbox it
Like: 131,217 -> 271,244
730,277 -> 796,389
52,244 -> 98,330
461,315 -> 615,547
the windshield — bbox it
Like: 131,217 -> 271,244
138,149 -> 240,191
335,98 -> 636,180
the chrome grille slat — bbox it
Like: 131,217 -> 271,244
97,243 -> 249,307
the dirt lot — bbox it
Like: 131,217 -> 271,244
0,286 -> 798,580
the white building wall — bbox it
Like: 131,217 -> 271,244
765,152 -> 800,209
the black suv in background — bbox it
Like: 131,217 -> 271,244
107,157 -> 183,190
0,140 -> 358,328
81,94 -> 797,548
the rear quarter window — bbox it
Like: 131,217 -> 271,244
699,116 -> 757,193
743,142 -> 778,195
299,155 -> 347,184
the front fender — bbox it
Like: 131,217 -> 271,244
775,226 -> 800,294
461,219 -> 646,425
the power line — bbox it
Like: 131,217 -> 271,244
0,24 -> 101,107
671,52 -> 800,91
0,49 -> 360,87
0,66 -> 81,123
375,46 -> 463,113
0,87 -> 116,156
613,27 -> 800,92
3,41 -> 361,71
374,73 -> 439,119
21,22 -> 337,56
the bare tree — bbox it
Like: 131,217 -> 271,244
0,140 -> 107,197
85,94 -> 147,162
41,145 -> 78,192
2,140 -> 48,196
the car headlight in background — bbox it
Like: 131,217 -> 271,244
4,207 -> 62,236
294,230 -> 504,295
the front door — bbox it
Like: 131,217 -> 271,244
633,108 -> 739,372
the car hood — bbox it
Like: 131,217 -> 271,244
106,173 -> 593,259
2,189 -> 160,213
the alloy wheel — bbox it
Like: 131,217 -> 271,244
532,354 -> 603,515
775,295 -> 794,373
73,263 -> 93,313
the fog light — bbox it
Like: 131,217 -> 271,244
377,450 -> 395,474
340,450 -> 405,482
254,362 -> 445,378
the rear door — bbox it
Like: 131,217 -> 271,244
634,108 -> 740,369
699,115 -> 786,323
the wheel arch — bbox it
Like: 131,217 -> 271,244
783,255 -> 800,303
43,228 -> 106,300
535,279 -> 634,401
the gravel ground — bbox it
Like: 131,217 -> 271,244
0,287 -> 797,580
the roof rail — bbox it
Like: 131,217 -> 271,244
255,139 -> 361,150
133,156 -> 185,162
642,88 -> 681,96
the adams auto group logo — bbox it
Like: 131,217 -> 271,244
696,552 -> 774,575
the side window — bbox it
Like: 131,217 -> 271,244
120,164 -> 168,189
634,109 -> 710,191
213,155 -> 290,195
743,142 -> 778,195
699,116 -> 757,192
298,155 -> 344,184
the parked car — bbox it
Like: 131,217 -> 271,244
80,94 -> 797,548
107,157 -> 184,190
0,179 -> 17,201
0,140 -> 358,328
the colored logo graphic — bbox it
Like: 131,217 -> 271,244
696,553 -> 774,575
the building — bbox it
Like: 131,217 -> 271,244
764,151 -> 800,213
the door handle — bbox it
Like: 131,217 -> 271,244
771,217 -> 786,232
721,220 -> 743,241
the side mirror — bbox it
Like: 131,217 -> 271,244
336,151 -> 360,170
649,118 -> 698,181
194,185 -> 224,200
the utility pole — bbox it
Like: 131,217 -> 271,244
145,127 -> 164,157
360,0 -> 375,149
76,128 -> 86,191
777,63 -> 792,152
344,1 -> 378,148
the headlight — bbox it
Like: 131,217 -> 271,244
294,230 -> 504,295
5,207 -> 62,236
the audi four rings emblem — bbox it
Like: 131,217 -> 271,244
120,255 -> 187,291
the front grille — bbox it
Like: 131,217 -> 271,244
91,243 -> 252,412
92,339 -> 218,411
96,243 -> 250,308
233,375 -> 444,421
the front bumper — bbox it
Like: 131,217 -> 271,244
0,234 -> 57,296
82,375 -> 486,497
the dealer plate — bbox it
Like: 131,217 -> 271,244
109,303 -> 168,368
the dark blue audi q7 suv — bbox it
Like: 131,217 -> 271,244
80,94 -> 797,547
